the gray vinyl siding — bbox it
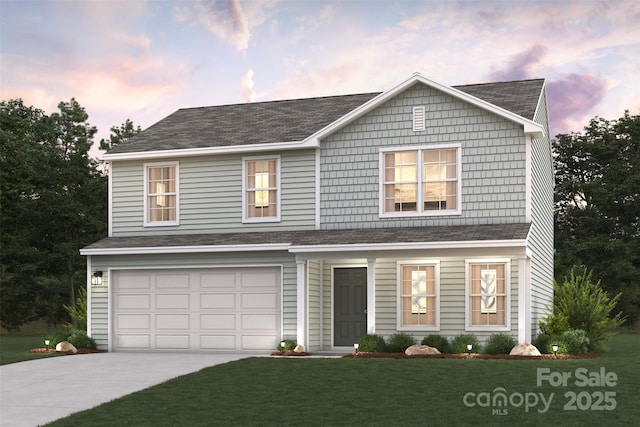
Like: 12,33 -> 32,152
317,255 -> 520,349
528,88 -> 555,337
307,260 -> 321,351
89,251 -> 297,350
110,150 -> 316,236
319,82 -> 528,229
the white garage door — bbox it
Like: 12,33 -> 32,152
112,267 -> 280,352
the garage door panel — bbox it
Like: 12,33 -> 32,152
113,267 -> 280,352
201,335 -> 235,350
156,314 -> 190,329
242,314 -> 278,330
201,314 -> 235,330
200,293 -> 235,309
156,274 -> 190,289
156,294 -> 190,309
117,275 -> 150,290
118,334 -> 151,349
201,272 -> 236,288
156,335 -> 190,349
241,293 -> 278,309
118,314 -> 150,329
117,294 -> 150,310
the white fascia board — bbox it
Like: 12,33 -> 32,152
80,243 -> 291,256
289,239 -> 528,254
101,140 -> 316,161
306,73 -> 544,144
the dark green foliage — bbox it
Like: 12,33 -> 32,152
421,334 -> 451,353
384,332 -> 416,352
482,333 -> 517,354
554,112 -> 640,327
532,332 -> 556,354
277,340 -> 297,351
560,329 -> 590,355
41,331 -> 71,348
540,269 -> 626,351
63,287 -> 87,331
450,334 -> 481,353
357,334 -> 386,352
99,119 -> 141,151
67,330 -> 97,349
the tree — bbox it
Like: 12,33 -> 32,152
554,111 -> 640,327
99,119 -> 141,151
0,98 -> 107,330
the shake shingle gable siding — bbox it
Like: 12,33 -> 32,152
82,223 -> 531,251
106,79 -> 544,155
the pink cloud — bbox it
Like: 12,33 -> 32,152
241,68 -> 256,102
488,44 -> 549,82
547,74 -> 611,136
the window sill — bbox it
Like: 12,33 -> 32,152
380,210 -> 461,219
143,221 -> 180,227
242,217 -> 281,224
465,325 -> 510,332
397,325 -> 440,332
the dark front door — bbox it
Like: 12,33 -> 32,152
334,267 -> 367,346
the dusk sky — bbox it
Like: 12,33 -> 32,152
1,0 -> 639,156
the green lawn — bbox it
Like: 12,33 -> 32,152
0,334 -> 63,365
47,333 -> 639,426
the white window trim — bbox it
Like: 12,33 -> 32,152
465,258 -> 511,332
242,155 -> 281,223
379,143 -> 462,218
143,161 -> 179,227
396,260 -> 440,331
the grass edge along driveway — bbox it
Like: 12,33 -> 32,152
48,333 -> 639,426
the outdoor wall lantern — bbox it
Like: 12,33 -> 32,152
354,343 -> 359,353
91,271 -> 103,286
552,344 -> 559,357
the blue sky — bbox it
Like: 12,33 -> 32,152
1,0 -> 639,154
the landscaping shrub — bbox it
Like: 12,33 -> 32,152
450,334 -> 481,353
540,269 -> 625,351
358,334 -> 386,352
384,333 -> 416,353
41,330 -> 69,348
483,333 -> 517,355
421,334 -> 451,353
67,330 -> 97,349
561,329 -> 590,355
277,340 -> 297,351
63,287 -> 88,331
532,332 -> 556,354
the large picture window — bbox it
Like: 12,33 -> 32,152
466,260 -> 509,330
144,162 -> 178,226
381,145 -> 460,216
243,157 -> 280,222
398,262 -> 439,330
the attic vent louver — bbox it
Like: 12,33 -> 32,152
413,106 -> 425,131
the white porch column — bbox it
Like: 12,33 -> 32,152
518,255 -> 532,343
367,258 -> 376,334
296,259 -> 307,348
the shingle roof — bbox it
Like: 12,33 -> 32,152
454,79 -> 544,120
82,223 -> 531,252
107,78 -> 544,155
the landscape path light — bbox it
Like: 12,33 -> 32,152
354,343 -> 359,353
467,344 -> 473,355
552,344 -> 559,357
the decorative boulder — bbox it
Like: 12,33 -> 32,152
293,344 -> 305,353
509,343 -> 541,356
55,341 -> 78,354
405,344 -> 441,356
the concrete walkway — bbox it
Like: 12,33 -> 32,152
0,352 -> 250,427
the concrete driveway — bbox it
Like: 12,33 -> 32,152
0,352 -> 250,427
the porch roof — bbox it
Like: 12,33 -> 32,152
81,223 -> 531,255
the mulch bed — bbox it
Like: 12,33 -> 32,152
343,352 -> 601,359
270,350 -> 311,356
28,347 -> 107,355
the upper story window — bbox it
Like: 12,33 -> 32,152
243,156 -> 280,223
380,144 -> 461,217
144,162 -> 179,226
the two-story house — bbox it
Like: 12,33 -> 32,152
81,73 -> 553,353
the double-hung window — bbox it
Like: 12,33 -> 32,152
381,144 -> 460,216
466,259 -> 510,331
144,162 -> 178,226
243,157 -> 280,222
397,261 -> 439,330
